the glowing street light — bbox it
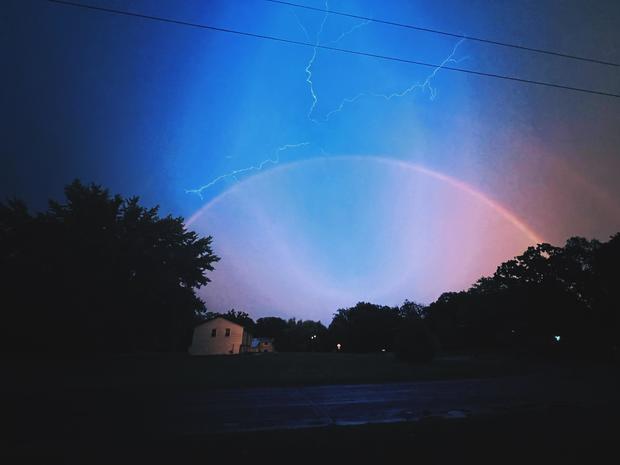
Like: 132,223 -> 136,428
336,343 -> 341,351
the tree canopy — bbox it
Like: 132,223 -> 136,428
253,316 -> 329,352
0,180 -> 219,353
425,235 -> 619,358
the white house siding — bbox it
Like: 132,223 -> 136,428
189,317 -> 249,355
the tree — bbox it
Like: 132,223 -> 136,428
399,300 -> 427,319
425,235 -> 619,358
255,317 -> 289,349
425,292 -> 473,350
591,233 -> 620,359
329,302 -> 401,352
287,319 -> 330,352
0,180 -> 219,353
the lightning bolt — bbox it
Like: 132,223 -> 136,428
293,10 -> 311,41
186,142 -> 309,198
187,5 -> 466,198
321,38 -> 468,122
322,18 -> 372,47
300,0 -> 371,123
298,2 -> 465,123
304,1 -> 329,122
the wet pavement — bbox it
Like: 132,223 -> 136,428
6,365 -> 619,446
5,365 -> 618,463
161,370 -> 619,434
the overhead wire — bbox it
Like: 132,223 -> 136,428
264,0 -> 620,68
46,0 -> 620,99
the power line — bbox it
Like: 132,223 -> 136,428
46,0 -> 620,99
265,0 -> 620,68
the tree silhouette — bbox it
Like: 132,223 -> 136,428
425,235 -> 618,358
329,302 -> 399,352
0,180 -> 219,353
591,233 -> 620,358
253,317 -> 330,352
255,317 -> 289,349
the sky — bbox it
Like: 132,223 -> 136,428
2,0 -> 620,323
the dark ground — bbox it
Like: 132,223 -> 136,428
147,405 -> 619,464
5,404 -> 619,464
1,351 -> 541,391
3,353 -> 619,464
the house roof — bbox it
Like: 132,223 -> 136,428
194,316 -> 244,329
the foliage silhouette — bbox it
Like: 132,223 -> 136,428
255,317 -> 330,352
328,301 -> 433,361
329,302 -> 401,353
425,235 -> 619,359
0,180 -> 219,353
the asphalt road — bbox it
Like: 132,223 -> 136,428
6,369 -> 618,464
161,369 -> 619,434
5,364 -> 619,449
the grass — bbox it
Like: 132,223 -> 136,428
158,351 -> 534,389
3,351 -> 536,392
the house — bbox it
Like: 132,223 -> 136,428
188,317 -> 252,355
249,337 -> 275,353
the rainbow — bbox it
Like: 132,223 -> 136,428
186,155 -> 543,244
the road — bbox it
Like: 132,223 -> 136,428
6,368 -> 618,463
6,364 -> 618,448
160,370 -> 619,434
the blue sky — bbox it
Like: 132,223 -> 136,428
3,0 -> 620,321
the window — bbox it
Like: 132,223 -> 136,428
225,328 -> 231,337
211,328 -> 217,337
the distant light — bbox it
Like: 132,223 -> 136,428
554,335 -> 561,342
381,349 -> 386,352
336,343 -> 341,350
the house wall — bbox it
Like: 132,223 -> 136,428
189,318 -> 246,355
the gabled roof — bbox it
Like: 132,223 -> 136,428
194,316 -> 245,329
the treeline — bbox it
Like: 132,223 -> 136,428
0,181 -> 219,353
2,181 -> 618,361
204,301 -> 435,362
207,235 -> 620,362
425,236 -> 620,359
205,310 -> 331,352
